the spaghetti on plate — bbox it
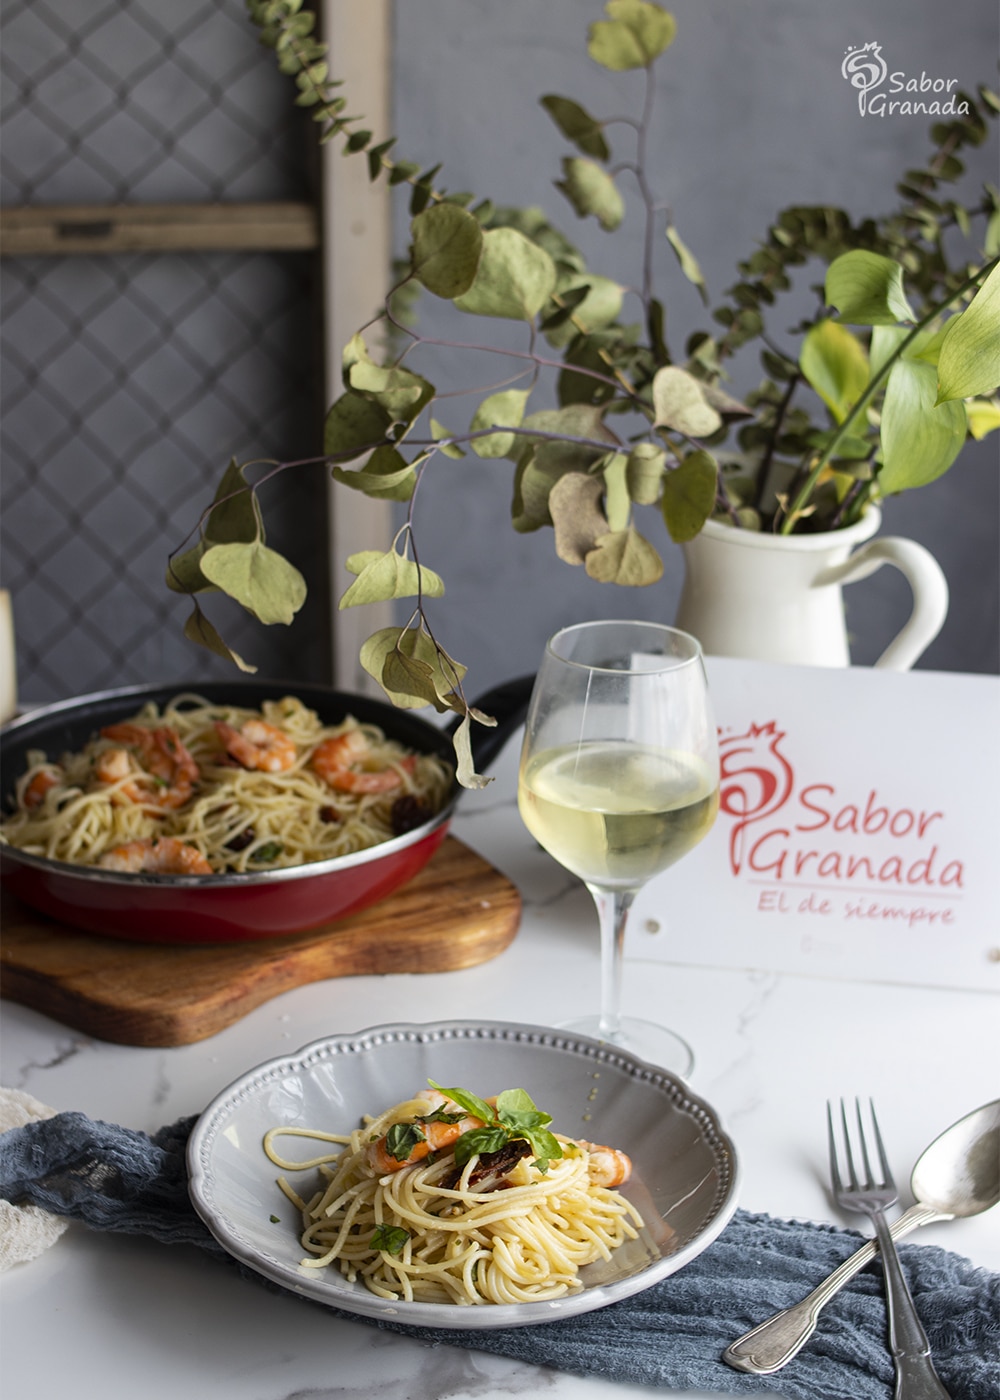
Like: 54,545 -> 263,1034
263,1085 -> 643,1305
0,694 -> 452,874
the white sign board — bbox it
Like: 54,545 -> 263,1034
631,657 -> 999,992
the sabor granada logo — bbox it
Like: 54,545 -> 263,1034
717,721 -> 965,898
841,41 -> 970,119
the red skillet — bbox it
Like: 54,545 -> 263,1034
0,677 -> 531,944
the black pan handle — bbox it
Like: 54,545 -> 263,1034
446,674 -> 536,772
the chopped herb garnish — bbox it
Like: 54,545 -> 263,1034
370,1223 -> 410,1254
385,1121 -> 425,1162
250,841 -> 283,863
269,1214 -> 280,1223
428,1080 -> 563,1175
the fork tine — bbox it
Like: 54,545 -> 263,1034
867,1098 -> 895,1191
826,1101 -> 843,1193
839,1098 -> 859,1190
855,1097 -> 877,1189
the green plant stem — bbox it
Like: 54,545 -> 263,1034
778,255 -> 999,534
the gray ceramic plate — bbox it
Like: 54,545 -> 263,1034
187,1020 -> 740,1329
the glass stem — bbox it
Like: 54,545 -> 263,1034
589,885 -> 636,1042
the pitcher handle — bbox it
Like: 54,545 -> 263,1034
817,537 -> 949,671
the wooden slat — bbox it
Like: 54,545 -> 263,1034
0,202 -> 320,256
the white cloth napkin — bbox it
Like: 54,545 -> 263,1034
0,1087 -> 70,1269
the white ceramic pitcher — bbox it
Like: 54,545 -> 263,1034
675,507 -> 949,670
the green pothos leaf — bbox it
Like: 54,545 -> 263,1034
825,250 -> 915,326
799,319 -> 870,424
879,359 -> 967,493
199,542 -> 307,625
935,261 -> 1000,402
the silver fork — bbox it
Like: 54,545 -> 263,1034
828,1099 -> 951,1400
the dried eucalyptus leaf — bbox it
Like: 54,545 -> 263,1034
430,419 -> 466,459
453,227 -> 557,321
347,341 -> 435,421
183,607 -> 256,672
539,94 -> 610,160
799,319 -> 870,424
555,158 -> 624,231
324,391 -> 392,459
665,223 -> 708,304
359,627 -> 430,709
166,540 -> 218,595
452,713 -> 493,790
936,262 -> 1000,402
626,443 -> 666,503
409,203 -> 483,299
339,548 -> 445,610
880,359 -> 966,493
470,389 -> 531,457
602,451 -> 631,532
652,366 -> 723,437
200,542 -> 307,626
332,444 -> 417,499
587,0 -> 677,71
584,526 -> 664,585
661,449 -> 718,542
543,274 -> 624,347
549,472 -> 608,563
825,250 -> 915,326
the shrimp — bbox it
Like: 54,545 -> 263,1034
214,719 -> 296,773
311,730 -> 413,795
22,766 -> 62,811
579,1141 -> 633,1188
96,724 -> 199,810
97,836 -> 213,875
367,1092 -> 488,1175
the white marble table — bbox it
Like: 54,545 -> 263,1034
2,732 -> 997,1400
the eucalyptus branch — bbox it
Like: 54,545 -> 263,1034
778,255 -> 999,533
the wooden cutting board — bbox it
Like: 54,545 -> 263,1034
0,837 -> 520,1048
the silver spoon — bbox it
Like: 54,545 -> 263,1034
724,1099 -> 1000,1376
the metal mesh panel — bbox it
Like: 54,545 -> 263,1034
1,0 -> 330,703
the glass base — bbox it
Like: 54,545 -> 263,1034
556,1014 -> 694,1078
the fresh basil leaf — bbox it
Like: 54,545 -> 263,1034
521,1126 -> 564,1174
495,1088 -> 542,1119
427,1081 -> 496,1125
370,1224 -> 410,1254
415,1109 -> 466,1125
452,1126 -> 509,1167
384,1122 -> 425,1162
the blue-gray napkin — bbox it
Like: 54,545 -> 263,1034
1,1111 -> 996,1400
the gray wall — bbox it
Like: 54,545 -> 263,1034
389,0 -> 999,701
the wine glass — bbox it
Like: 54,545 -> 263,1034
517,620 -> 719,1076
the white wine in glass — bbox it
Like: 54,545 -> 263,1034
517,621 -> 719,1075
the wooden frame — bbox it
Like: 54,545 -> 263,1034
320,0 -> 395,692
